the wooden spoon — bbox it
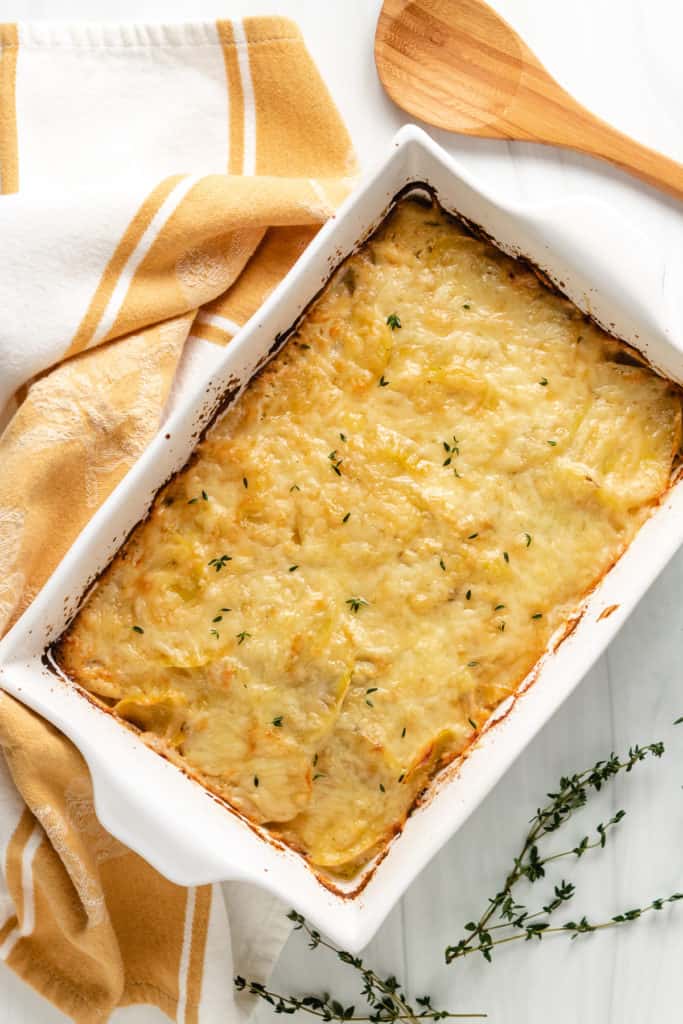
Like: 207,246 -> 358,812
375,0 -> 683,201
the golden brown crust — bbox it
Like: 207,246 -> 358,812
57,199 -> 682,876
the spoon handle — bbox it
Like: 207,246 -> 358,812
515,73 -> 683,202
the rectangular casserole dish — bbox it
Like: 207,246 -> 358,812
1,126 -> 682,951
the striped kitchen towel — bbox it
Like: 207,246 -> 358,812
0,17 -> 356,1023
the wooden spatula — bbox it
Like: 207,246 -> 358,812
375,0 -> 683,201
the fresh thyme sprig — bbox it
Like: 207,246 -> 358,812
236,912 -> 484,1022
445,893 -> 683,962
235,734 -> 681,1023
444,740 -> 670,964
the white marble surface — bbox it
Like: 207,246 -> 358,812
1,0 -> 682,1021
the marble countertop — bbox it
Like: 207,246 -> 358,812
1,1 -> 681,1021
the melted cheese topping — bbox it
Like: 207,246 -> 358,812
58,200 -> 681,876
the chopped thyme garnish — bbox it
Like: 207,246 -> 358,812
163,496 -> 174,506
539,378 -> 548,386
439,557 -> 446,571
498,622 -> 506,632
468,660 -> 479,668
328,450 -> 343,475
525,532 -> 532,547
339,432 -> 347,442
312,773 -> 325,781
187,497 -> 198,505
366,699 -> 374,708
386,313 -> 401,330
272,715 -> 283,727
346,596 -> 368,613
398,773 -> 405,783
254,776 -> 259,787
531,612 -> 543,620
442,435 -> 460,465
468,717 -> 477,730
466,589 -> 472,601
289,564 -> 299,572
503,551 -> 510,563
342,512 -> 351,523
401,727 -> 406,738
243,477 -> 248,489
468,532 -> 479,540
236,630 -> 251,644
495,604 -> 505,611
220,607 -> 231,612
212,615 -> 223,623
210,628 -> 220,639
378,375 -> 390,387
208,554 -> 231,572
290,484 -> 300,492
462,302 -> 471,310
295,342 -> 311,350
547,440 -> 558,446
131,625 -> 144,634
202,490 -> 209,501
366,688 -> 378,695
379,783 -> 386,793
312,753 -> 318,766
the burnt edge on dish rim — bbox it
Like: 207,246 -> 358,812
43,179 -> 683,900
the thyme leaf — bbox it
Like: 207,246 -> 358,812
208,554 -> 231,572
445,740 -> 670,965
236,914 -> 483,1022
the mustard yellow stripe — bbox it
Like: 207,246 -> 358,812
0,24 -> 19,194
242,15 -> 300,44
216,20 -> 244,174
104,190 -> 263,343
184,885 -> 212,1024
0,914 -> 17,946
112,855 -> 188,1015
64,175 -> 186,359
4,807 -> 34,926
244,17 -> 356,179
192,322 -> 234,347
205,225 -> 317,329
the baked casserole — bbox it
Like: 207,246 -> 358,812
57,198 -> 682,877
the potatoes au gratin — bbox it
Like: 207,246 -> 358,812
57,199 -> 682,877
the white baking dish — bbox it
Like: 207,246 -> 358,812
1,126 -> 682,952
